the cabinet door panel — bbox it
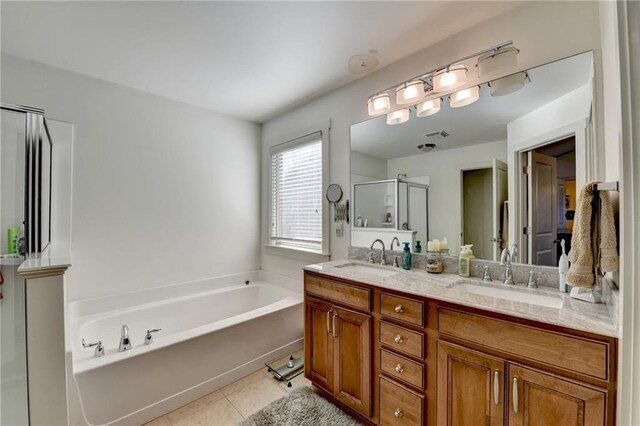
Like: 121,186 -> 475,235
437,341 -> 505,426
304,297 -> 334,392
334,306 -> 372,417
508,364 -> 606,426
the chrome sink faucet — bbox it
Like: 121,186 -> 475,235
390,237 -> 401,252
500,244 -> 518,286
119,325 -> 132,352
370,239 -> 387,266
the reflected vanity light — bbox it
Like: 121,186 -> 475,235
450,86 -> 480,108
396,80 -> 426,105
432,64 -> 467,92
490,72 -> 529,96
477,46 -> 520,78
367,93 -> 391,116
386,108 -> 410,125
416,98 -> 442,117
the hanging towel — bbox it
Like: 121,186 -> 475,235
566,182 -> 597,287
566,181 -> 619,288
599,190 -> 619,272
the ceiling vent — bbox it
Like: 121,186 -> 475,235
349,55 -> 379,74
417,143 -> 436,153
425,130 -> 449,141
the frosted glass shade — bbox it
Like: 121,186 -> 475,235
450,86 -> 480,108
432,64 -> 467,92
416,98 -> 441,117
386,109 -> 410,125
490,72 -> 527,96
367,93 -> 391,116
477,47 -> 519,77
396,80 -> 425,105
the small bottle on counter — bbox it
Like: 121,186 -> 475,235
459,244 -> 474,277
558,239 -> 569,293
402,242 -> 412,270
426,250 -> 443,274
415,241 -> 422,253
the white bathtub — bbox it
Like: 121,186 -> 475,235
66,270 -> 303,426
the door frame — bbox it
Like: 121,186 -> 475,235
458,160 -> 492,257
508,118 -> 594,264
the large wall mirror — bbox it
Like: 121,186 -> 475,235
350,51 -> 596,266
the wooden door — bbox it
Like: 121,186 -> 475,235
333,306 -> 372,417
528,151 -> 558,266
437,341 -> 505,426
304,297 -> 334,392
492,159 -> 508,261
508,364 -> 606,426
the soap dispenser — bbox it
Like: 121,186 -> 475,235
459,244 -> 475,277
402,242 -> 412,270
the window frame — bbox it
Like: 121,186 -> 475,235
267,122 -> 330,258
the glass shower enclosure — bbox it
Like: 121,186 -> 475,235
353,179 -> 429,244
0,104 -> 53,425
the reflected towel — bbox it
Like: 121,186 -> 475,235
599,190 -> 619,272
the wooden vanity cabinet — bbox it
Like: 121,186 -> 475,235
304,271 -> 616,426
304,279 -> 372,418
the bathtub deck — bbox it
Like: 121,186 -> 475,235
145,362 -> 311,426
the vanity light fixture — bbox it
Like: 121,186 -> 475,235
432,64 -> 468,92
490,72 -> 530,96
367,93 -> 391,116
450,86 -> 480,108
416,98 -> 442,117
477,46 -> 520,78
386,108 -> 410,125
396,80 -> 426,105
366,40 -> 517,124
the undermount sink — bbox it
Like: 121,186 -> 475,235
334,263 -> 399,278
451,282 -> 564,309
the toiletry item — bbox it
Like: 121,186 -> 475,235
558,239 -> 569,293
459,244 -> 474,277
402,242 -> 412,270
427,239 -> 441,252
415,241 -> 422,253
440,238 -> 450,256
385,212 -> 392,223
426,250 -> 443,274
356,216 -> 362,227
363,218 -> 368,227
7,227 -> 18,254
16,224 -> 25,256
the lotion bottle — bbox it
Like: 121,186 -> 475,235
459,244 -> 474,277
558,239 -> 569,293
402,242 -> 412,270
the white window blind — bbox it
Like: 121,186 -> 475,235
271,133 -> 323,251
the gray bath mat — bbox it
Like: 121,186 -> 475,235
238,386 -> 363,426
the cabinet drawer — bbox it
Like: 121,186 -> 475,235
380,293 -> 425,326
380,376 -> 424,426
305,275 -> 371,311
438,308 -> 609,380
380,349 -> 424,390
380,321 -> 424,359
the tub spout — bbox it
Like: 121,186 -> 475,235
119,325 -> 132,352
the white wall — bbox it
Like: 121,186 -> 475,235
351,151 -> 387,183
1,54 -> 262,301
261,1 -> 605,279
388,140 -> 507,254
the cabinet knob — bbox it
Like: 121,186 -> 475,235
394,408 -> 403,418
394,335 -> 404,344
395,364 -> 404,373
394,304 -> 404,313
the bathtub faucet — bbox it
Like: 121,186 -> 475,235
119,325 -> 132,352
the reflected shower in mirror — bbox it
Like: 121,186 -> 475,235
350,51 -> 595,266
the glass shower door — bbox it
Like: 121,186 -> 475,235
0,108 -> 29,425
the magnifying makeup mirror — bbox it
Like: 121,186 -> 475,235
326,183 -> 343,203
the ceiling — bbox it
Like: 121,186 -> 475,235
351,52 -> 593,160
0,1 -> 522,123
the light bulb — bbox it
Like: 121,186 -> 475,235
396,80 -> 425,105
386,109 -> 410,125
367,93 -> 391,115
450,86 -> 480,108
416,98 -> 442,117
432,64 -> 467,92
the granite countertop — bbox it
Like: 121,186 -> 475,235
304,259 -> 618,338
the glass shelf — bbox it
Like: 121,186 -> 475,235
265,350 -> 303,387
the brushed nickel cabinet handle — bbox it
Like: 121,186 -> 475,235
394,335 -> 404,344
512,376 -> 519,414
332,312 -> 338,338
395,304 -> 404,313
326,310 -> 332,334
394,408 -> 403,418
493,370 -> 499,405
395,364 -> 404,373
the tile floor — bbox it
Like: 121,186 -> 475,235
145,362 -> 311,426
